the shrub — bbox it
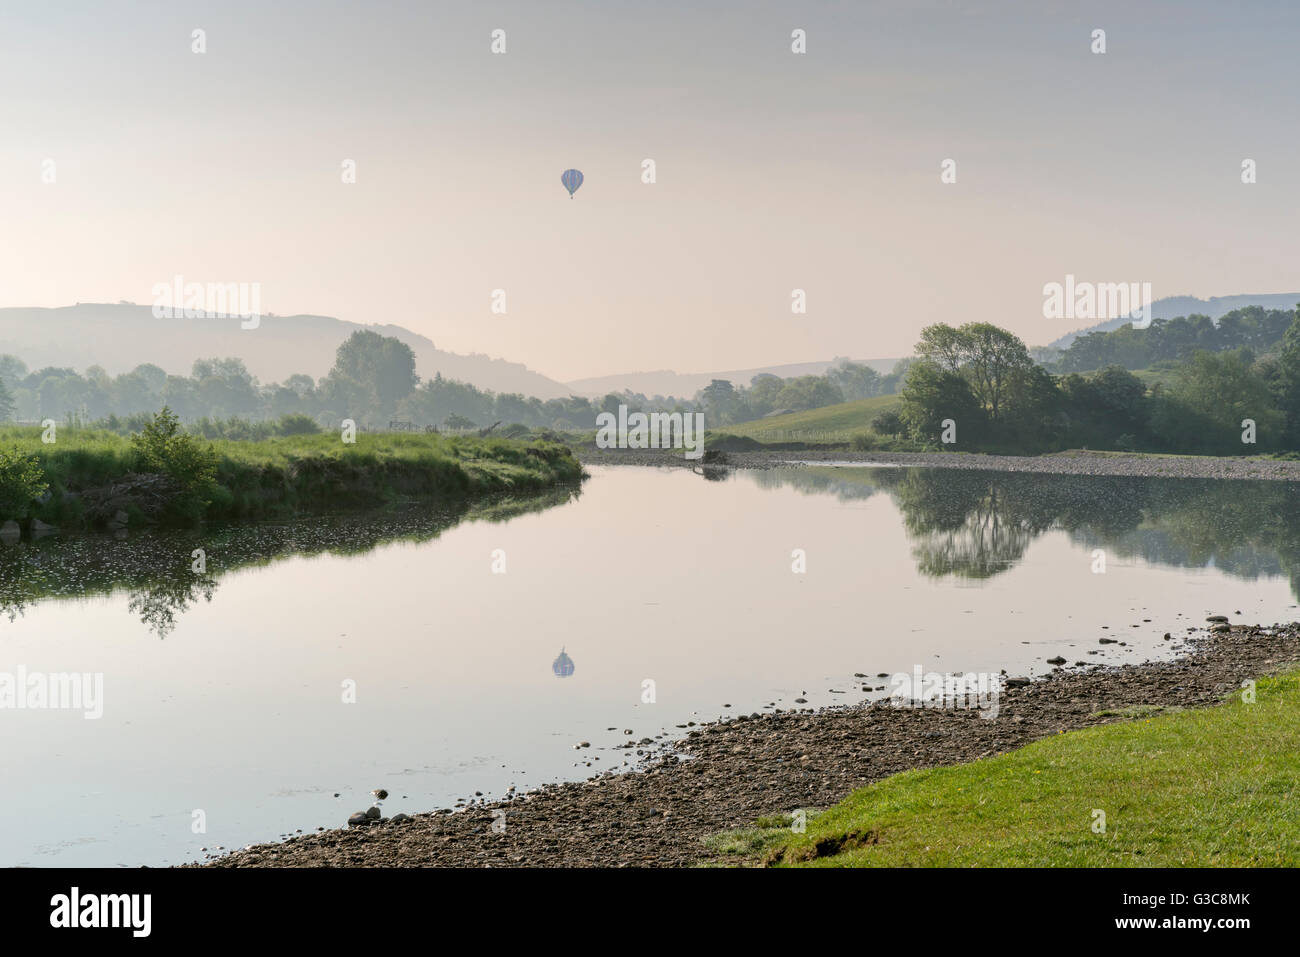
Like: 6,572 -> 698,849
871,408 -> 905,436
277,413 -> 322,436
705,432 -> 763,452
131,407 -> 219,507
0,446 -> 48,520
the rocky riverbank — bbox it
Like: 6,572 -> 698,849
200,619 -> 1300,868
577,447 -> 1300,481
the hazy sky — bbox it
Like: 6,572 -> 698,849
3,0 -> 1298,383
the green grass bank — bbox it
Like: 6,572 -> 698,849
712,669 -> 1300,867
0,425 -> 584,528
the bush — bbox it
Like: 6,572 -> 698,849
705,433 -> 763,452
131,407 -> 219,508
871,408 -> 905,436
0,446 -> 48,520
277,413 -> 322,436
850,432 -> 885,451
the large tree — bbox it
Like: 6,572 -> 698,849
774,375 -> 843,412
899,359 -> 986,446
916,322 -> 1034,423
826,361 -> 881,401
328,331 -> 419,416
698,379 -> 739,423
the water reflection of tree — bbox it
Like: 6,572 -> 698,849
0,554 -> 44,623
747,466 -> 1300,596
881,471 -> 1053,578
127,569 -> 218,639
1069,479 -> 1300,597
887,470 -> 1300,591
0,485 -> 580,638
695,466 -> 730,482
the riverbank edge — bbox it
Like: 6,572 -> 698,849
575,446 -> 1300,481
198,620 -> 1300,868
2,437 -> 585,534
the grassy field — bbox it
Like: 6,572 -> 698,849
710,395 -> 902,444
0,426 -> 583,525
1128,364 -> 1181,391
709,669 -> 1300,867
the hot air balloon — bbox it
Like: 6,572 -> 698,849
552,648 -> 575,677
561,169 -> 584,198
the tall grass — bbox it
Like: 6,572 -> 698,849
0,426 -> 583,525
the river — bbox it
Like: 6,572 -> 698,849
3,464 -> 1298,865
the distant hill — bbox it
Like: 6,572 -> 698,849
0,304 -> 574,398
1047,294 -> 1300,350
566,358 -> 902,398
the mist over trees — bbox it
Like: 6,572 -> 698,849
0,333 -> 900,435
0,332 -> 621,434
9,306 -> 1300,458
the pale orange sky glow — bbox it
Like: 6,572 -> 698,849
2,0 -> 1298,383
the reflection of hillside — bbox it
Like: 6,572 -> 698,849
747,466 -> 884,503
0,487 -> 579,637
744,466 -> 1300,595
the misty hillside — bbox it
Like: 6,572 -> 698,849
0,304 -> 574,398
1047,293 -> 1300,350
565,358 -> 901,398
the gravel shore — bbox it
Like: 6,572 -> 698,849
577,447 -> 1300,481
201,620 -> 1300,868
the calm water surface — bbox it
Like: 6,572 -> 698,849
4,464 -> 1299,866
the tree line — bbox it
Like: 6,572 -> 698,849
693,359 -> 908,425
0,331 -> 906,436
8,308 -> 1300,456
1045,305 -> 1295,373
889,314 -> 1300,455
0,331 -> 677,434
